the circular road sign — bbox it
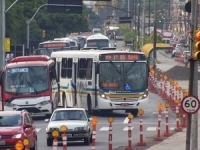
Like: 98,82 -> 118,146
181,95 -> 200,114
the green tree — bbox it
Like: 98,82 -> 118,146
5,0 -> 98,45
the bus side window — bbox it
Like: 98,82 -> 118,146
61,58 -> 72,78
78,59 -> 86,79
0,71 -> 3,85
86,59 -> 93,79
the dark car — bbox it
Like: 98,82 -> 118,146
0,110 -> 37,150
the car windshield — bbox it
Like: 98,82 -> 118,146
99,62 -> 148,91
0,114 -> 22,127
87,39 -> 109,49
51,110 -> 87,121
5,66 -> 48,95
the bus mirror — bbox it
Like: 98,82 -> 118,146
51,69 -> 56,79
0,71 -> 4,85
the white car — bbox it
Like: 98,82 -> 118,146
45,108 -> 92,146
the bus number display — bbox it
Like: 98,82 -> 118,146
41,43 -> 68,48
99,53 -> 146,61
101,83 -> 118,88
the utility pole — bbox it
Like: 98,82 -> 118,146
153,0 -> 157,64
148,0 -> 150,36
186,0 -> 198,150
0,0 -> 5,71
141,0 -> 145,46
128,0 -> 130,17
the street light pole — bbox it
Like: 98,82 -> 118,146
153,0 -> 157,65
26,3 -> 80,55
0,0 -> 5,71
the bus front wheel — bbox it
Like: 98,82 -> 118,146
87,95 -> 92,116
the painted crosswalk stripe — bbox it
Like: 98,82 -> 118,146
36,128 -> 41,132
123,117 -> 129,124
99,127 -> 109,131
146,127 -> 157,131
123,127 -> 134,131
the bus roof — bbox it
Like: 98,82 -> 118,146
39,40 -> 70,44
51,50 -> 145,59
86,34 -> 109,40
6,55 -> 55,68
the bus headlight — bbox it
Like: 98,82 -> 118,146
141,89 -> 149,99
99,90 -> 107,99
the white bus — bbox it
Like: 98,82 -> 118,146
51,50 -> 149,116
84,33 -> 111,50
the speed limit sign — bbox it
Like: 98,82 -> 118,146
181,95 -> 200,114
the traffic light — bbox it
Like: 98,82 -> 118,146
42,30 -> 46,38
193,29 -> 200,60
94,3 -> 98,12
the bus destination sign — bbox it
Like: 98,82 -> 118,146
99,53 -> 146,61
40,43 -> 70,48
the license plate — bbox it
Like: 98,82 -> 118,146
67,134 -> 72,137
0,141 -> 5,145
121,103 -> 129,106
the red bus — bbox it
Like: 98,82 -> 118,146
0,55 -> 58,117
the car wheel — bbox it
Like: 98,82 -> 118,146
84,134 -> 90,145
30,139 -> 37,150
47,138 -> 53,146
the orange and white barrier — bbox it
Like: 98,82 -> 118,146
91,117 -> 98,150
163,103 -> 172,137
127,114 -> 133,150
137,109 -> 146,146
108,117 -> 114,150
174,100 -> 183,132
154,103 -> 163,141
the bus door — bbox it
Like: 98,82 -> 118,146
93,61 -> 98,108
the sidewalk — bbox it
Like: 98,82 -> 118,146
146,51 -> 200,150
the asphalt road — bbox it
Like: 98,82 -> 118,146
35,91 -> 176,150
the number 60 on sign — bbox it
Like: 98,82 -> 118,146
181,95 -> 200,114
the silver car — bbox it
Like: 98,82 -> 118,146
45,108 -> 92,146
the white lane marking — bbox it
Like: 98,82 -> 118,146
146,127 -> 157,131
123,127 -> 134,131
170,127 -> 175,131
99,127 -> 109,131
123,117 -> 129,124
36,128 -> 41,132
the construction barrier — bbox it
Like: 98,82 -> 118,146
15,141 -> 24,150
60,125 -> 67,150
91,117 -> 98,150
108,117 -> 114,150
154,103 -> 163,141
52,130 -> 59,150
137,109 -> 146,146
163,102 -> 172,137
149,66 -> 188,131
127,113 -> 133,150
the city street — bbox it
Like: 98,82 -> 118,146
34,91 -> 176,150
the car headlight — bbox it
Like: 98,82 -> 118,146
12,134 -> 22,139
74,127 -> 87,131
99,90 -> 107,99
4,102 -> 16,107
39,100 -> 50,106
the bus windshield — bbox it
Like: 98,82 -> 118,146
39,48 -> 71,56
99,62 -> 148,91
5,66 -> 48,94
87,39 -> 109,49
